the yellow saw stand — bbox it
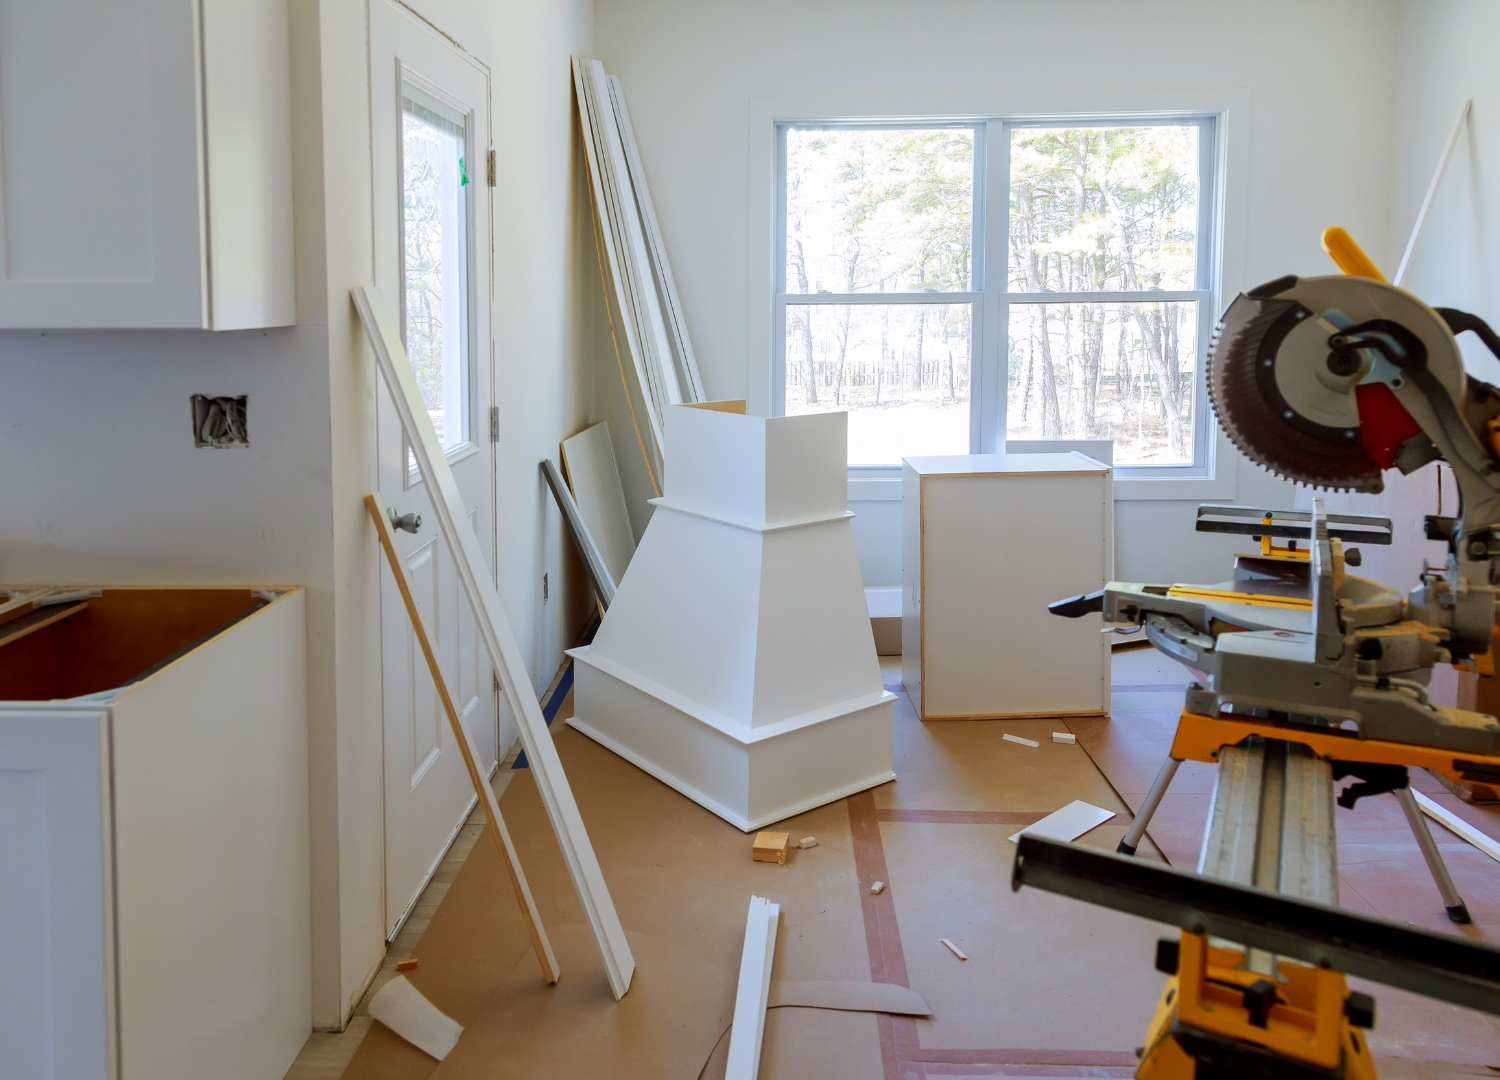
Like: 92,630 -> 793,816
1012,831 -> 1500,1080
1115,527 -> 1485,926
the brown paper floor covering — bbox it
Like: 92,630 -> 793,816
332,652 -> 1500,1079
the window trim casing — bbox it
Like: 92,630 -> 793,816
752,88 -> 1250,502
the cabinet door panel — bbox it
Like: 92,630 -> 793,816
0,0 -> 203,327
0,710 -> 112,1080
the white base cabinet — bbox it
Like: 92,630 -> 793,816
902,453 -> 1112,720
0,587 -> 309,1080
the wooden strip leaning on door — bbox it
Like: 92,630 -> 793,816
364,494 -> 560,985
354,285 -> 635,999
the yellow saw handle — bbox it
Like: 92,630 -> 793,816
1322,226 -> 1387,281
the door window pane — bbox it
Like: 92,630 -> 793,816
785,303 -> 970,465
785,128 -> 974,294
402,81 -> 470,453
1006,301 -> 1197,465
1009,125 -> 1199,292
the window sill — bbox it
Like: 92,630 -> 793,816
406,439 -> 481,490
845,462 -> 1236,503
1111,472 -> 1235,502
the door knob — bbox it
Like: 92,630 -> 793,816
389,508 -> 422,534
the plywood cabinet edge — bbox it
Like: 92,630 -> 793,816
0,0 -> 294,330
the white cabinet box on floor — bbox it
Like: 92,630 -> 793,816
902,453 -> 1111,720
0,587 -> 310,1080
568,405 -> 896,831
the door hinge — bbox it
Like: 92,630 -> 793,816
490,406 -> 499,442
487,149 -> 496,187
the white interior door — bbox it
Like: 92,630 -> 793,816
370,0 -> 496,937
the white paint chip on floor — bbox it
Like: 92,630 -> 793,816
367,975 -> 464,1061
1008,800 -> 1116,844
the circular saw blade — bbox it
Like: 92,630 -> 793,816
1209,290 -> 1384,493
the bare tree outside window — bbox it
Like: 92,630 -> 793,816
402,85 -> 470,454
774,115 -> 1217,472
1006,125 -> 1201,464
783,128 -> 974,465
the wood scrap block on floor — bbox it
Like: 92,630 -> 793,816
753,831 -> 790,863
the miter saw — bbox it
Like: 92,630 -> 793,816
1035,230 -> 1500,1077
1052,228 -> 1500,820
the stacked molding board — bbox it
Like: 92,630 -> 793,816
568,405 -> 897,830
573,57 -> 705,489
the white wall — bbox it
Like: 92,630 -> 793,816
0,0 -> 596,1031
592,0 -> 1409,585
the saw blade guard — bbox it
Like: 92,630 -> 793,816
1209,275 -> 1469,493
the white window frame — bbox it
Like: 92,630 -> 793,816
398,67 -> 482,485
753,91 -> 1246,503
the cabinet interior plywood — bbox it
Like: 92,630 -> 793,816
0,588 -> 266,700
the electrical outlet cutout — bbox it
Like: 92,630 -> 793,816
191,394 -> 249,447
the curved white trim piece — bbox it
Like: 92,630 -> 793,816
568,645 -> 895,743
647,497 -> 854,534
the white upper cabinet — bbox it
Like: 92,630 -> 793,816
0,0 -> 294,329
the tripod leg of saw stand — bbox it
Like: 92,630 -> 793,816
1395,786 -> 1472,924
1118,757 -> 1181,855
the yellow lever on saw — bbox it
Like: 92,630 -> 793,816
1322,226 -> 1387,281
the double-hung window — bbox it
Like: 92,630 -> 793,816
774,115 -> 1220,481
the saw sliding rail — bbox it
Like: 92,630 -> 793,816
1014,829 -> 1500,1078
1121,712 -> 1476,922
1021,735 -> 1491,1077
1011,834 -> 1500,1018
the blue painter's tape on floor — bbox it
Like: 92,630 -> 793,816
512,658 -> 574,770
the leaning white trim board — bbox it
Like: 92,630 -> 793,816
606,72 -> 705,402
725,895 -> 780,1080
353,286 -> 635,999
1393,99 -> 1472,288
1414,790 -> 1500,864
1008,801 -> 1116,844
